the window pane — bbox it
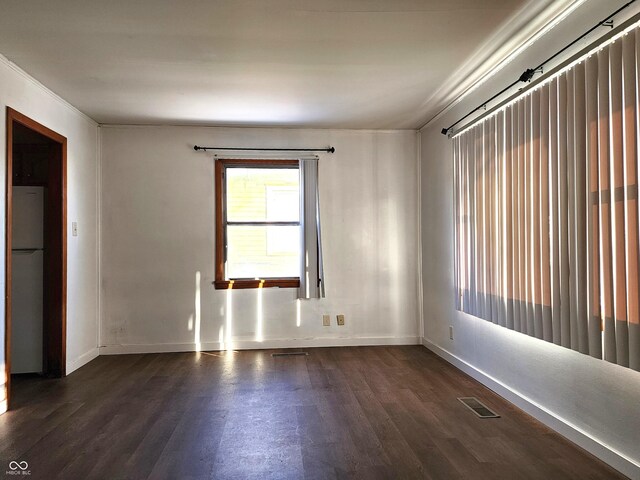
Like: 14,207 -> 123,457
226,167 -> 299,222
227,225 -> 300,279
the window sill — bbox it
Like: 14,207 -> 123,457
213,278 -> 300,290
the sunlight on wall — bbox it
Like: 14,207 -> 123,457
219,325 -> 225,351
296,299 -> 301,327
225,281 -> 234,351
256,280 -> 265,342
1,367 -> 6,414
194,271 -> 201,352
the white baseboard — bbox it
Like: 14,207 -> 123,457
421,338 -> 640,480
99,335 -> 420,355
66,347 -> 100,375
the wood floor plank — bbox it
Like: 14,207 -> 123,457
0,346 -> 627,479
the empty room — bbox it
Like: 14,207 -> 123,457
0,0 -> 639,478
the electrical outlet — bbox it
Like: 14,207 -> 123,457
337,314 -> 345,326
323,315 -> 330,326
449,325 -> 454,340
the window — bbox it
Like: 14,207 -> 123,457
453,25 -> 640,372
215,159 -> 301,289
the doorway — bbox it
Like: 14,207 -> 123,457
5,107 -> 66,410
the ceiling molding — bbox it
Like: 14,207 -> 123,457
0,52 -> 98,127
418,0 -> 587,132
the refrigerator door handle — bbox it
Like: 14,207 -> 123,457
12,248 -> 43,255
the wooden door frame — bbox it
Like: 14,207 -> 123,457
5,107 -> 67,410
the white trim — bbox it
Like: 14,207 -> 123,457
99,336 -> 420,355
418,0 -> 587,132
416,131 -> 425,340
96,126 -> 103,350
0,53 -> 98,127
421,338 -> 640,479
66,348 -> 99,375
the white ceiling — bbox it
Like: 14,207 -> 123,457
0,0 -> 572,129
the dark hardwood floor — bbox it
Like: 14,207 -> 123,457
0,346 -> 626,479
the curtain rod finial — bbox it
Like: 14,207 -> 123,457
328,147 -> 335,153
441,128 -> 449,136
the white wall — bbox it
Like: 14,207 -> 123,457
420,1 -> 640,477
0,55 -> 100,411
99,126 -> 420,353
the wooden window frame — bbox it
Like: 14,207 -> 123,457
214,158 -> 301,290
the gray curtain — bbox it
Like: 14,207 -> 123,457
298,158 -> 325,299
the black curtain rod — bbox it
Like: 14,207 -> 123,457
194,145 -> 335,153
441,0 -> 637,136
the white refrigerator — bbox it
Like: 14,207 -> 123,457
11,186 -> 45,374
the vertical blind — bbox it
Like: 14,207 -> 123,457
453,24 -> 640,371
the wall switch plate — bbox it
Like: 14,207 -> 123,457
323,315 -> 330,326
337,314 -> 345,326
449,326 -> 454,340
72,222 -> 78,237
